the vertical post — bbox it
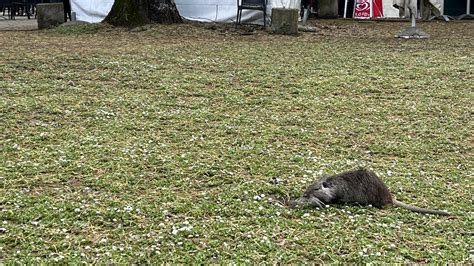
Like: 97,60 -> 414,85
370,0 -> 373,18
419,0 -> 423,19
343,0 -> 348,18
353,0 -> 356,18
467,0 -> 471,14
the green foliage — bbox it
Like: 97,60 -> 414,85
0,21 -> 472,263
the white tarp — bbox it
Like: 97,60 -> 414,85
71,0 -> 114,23
176,0 -> 301,23
70,0 -> 445,24
71,0 -> 297,24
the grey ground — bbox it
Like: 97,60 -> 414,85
0,16 -> 38,31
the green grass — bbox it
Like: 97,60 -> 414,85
0,20 -> 473,263
50,23 -> 105,35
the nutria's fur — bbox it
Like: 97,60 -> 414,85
289,169 -> 449,215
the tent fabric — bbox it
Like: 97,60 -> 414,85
354,0 -> 384,18
71,0 -> 114,23
70,0 -> 445,24
176,0 -> 300,24
428,0 -> 442,11
71,0 -> 299,24
392,0 -> 441,17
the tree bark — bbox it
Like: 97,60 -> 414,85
149,0 -> 182,24
105,0 -> 182,27
104,0 -> 149,27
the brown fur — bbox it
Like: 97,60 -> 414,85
289,169 -> 449,215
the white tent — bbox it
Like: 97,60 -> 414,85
71,0 -> 300,24
70,0 -> 452,24
71,0 -> 114,23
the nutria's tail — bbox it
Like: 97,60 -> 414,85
393,199 -> 450,216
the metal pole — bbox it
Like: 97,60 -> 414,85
420,0 -> 423,19
344,0 -> 348,18
370,0 -> 373,18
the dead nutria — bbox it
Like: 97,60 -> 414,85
289,169 -> 450,215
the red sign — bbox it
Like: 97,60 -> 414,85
354,0 -> 383,19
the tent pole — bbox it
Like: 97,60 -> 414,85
396,0 -> 430,38
344,0 -> 348,18
419,0 -> 423,19
370,0 -> 373,18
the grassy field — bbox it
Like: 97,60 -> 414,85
0,20 -> 473,263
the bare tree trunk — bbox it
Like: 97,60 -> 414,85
149,0 -> 182,23
105,0 -> 181,27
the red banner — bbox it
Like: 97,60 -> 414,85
354,0 -> 383,19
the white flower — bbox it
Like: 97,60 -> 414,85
172,225 -> 193,235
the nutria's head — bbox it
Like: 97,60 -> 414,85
288,176 -> 336,209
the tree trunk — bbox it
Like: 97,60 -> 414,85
104,0 -> 149,27
105,0 -> 182,27
149,0 -> 182,24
